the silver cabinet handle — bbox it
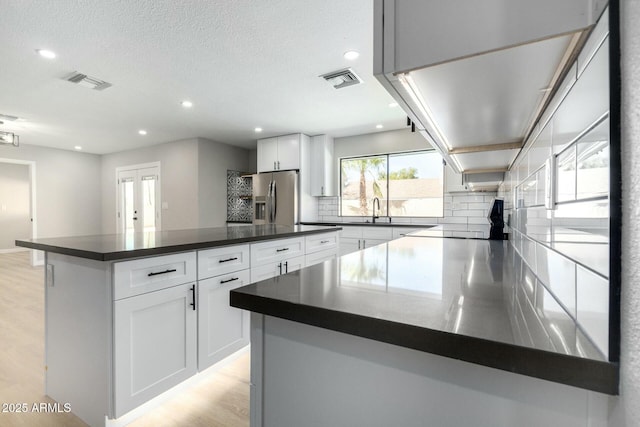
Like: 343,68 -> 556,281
284,261 -> 288,273
320,240 -> 330,244
276,247 -> 289,252
273,161 -> 276,170
277,160 -> 280,169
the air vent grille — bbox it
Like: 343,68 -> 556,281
64,72 -> 112,91
320,68 -> 362,89
0,113 -> 20,121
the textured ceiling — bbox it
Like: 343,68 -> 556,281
0,0 -> 405,154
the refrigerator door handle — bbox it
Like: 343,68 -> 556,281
267,181 -> 273,223
272,180 -> 277,222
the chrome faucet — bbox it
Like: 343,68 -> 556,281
372,197 -> 380,223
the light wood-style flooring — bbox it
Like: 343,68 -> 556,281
0,251 -> 250,427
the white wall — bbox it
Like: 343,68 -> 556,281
0,144 -> 102,240
101,138 -> 199,233
613,0 -> 640,424
101,137 -> 252,233
0,163 -> 30,249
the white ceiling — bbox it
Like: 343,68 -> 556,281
0,0 -> 406,154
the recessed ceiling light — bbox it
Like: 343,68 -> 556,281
36,49 -> 56,59
74,146 -> 82,150
254,127 -> 263,133
138,130 -> 147,135
343,50 -> 360,60
376,124 -> 384,129
388,102 -> 399,108
181,100 -> 193,108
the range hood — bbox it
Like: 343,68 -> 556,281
374,0 -> 606,187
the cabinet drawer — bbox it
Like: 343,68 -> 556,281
251,237 -> 304,267
392,227 -> 430,239
361,226 -> 393,240
114,252 -> 196,300
250,255 -> 305,283
305,232 -> 338,254
306,248 -> 338,267
339,227 -> 362,239
198,244 -> 250,280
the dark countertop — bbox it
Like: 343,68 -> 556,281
15,224 -> 340,261
231,236 -> 618,394
300,221 -> 439,228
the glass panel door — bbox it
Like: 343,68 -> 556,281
117,165 -> 160,234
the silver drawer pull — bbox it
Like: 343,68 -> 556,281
147,268 -> 177,277
220,277 -> 239,284
276,248 -> 289,252
219,257 -> 238,263
320,240 -> 330,244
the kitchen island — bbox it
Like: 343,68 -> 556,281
15,224 -> 340,427
230,236 -> 618,427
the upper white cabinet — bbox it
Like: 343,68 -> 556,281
257,133 -> 302,172
373,0 -> 604,176
310,135 -> 334,197
444,164 -> 468,193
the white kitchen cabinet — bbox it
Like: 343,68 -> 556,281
444,164 -> 468,193
114,282 -> 197,417
305,231 -> 338,254
251,255 -> 305,283
338,226 -> 393,256
251,237 -> 305,266
198,269 -> 251,370
257,134 -> 302,172
310,134 -> 334,196
305,248 -> 338,267
197,244 -> 250,280
257,137 -> 278,173
392,227 -> 431,239
113,251 -> 197,300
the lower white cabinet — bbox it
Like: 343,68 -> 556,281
251,255 -> 305,283
114,282 -> 198,417
305,248 -> 338,267
198,270 -> 251,370
339,226 -> 394,256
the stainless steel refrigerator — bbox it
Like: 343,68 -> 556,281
252,170 -> 299,225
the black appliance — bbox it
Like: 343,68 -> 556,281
487,198 -> 504,240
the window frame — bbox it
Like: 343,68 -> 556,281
338,149 -> 444,218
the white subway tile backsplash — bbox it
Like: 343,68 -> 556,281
545,249 -> 577,317
576,266 -> 609,357
453,209 -> 485,217
437,216 -> 467,224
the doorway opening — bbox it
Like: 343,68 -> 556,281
116,162 -> 161,236
0,158 -> 38,266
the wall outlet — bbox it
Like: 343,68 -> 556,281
162,202 -> 169,210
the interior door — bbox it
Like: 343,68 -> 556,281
117,165 -> 160,234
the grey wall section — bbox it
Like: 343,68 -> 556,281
0,144 -> 102,240
197,138 -> 251,228
101,139 -> 199,233
614,0 -> 640,424
101,137 -> 251,233
0,163 -> 30,249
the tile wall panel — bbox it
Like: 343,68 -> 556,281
317,192 -> 498,239
576,266 -> 609,356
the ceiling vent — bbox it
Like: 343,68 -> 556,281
0,113 -> 20,121
320,68 -> 362,89
64,72 -> 112,91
